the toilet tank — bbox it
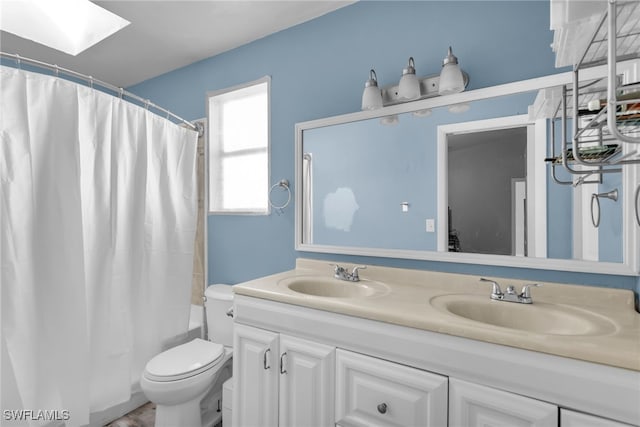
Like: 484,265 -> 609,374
204,285 -> 234,347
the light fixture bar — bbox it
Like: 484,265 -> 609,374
380,71 -> 470,107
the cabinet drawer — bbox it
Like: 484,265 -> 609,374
335,349 -> 447,427
561,409 -> 635,427
449,378 -> 557,427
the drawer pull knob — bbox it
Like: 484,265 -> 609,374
377,403 -> 388,414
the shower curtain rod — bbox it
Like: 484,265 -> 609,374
1,52 -> 202,136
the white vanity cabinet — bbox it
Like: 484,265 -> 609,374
233,323 -> 449,427
335,349 -> 448,427
232,321 -> 561,427
232,323 -> 335,427
232,293 -> 640,427
449,378 -> 557,427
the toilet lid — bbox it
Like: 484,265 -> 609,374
144,338 -> 224,382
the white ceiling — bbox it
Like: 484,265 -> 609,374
0,1 -> 354,87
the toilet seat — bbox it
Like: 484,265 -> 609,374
144,338 -> 224,382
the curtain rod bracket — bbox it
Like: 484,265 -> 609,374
194,122 -> 204,137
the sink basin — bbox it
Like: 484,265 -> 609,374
279,276 -> 389,298
430,294 -> 616,336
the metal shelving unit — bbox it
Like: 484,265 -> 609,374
545,0 -> 640,186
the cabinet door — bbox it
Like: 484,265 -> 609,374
449,378 -> 557,427
561,409 -> 634,427
232,324 -> 279,427
278,334 -> 335,427
335,349 -> 448,427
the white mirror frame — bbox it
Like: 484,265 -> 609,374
294,64 -> 639,276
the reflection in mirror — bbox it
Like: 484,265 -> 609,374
302,111 -> 438,251
447,127 -> 527,256
436,112 -> 548,260
548,153 -> 624,263
296,74 -> 637,274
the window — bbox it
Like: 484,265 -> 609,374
207,77 -> 270,214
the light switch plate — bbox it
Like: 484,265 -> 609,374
426,219 -> 435,232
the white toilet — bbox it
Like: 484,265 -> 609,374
140,285 -> 234,427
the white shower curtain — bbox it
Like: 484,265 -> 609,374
0,66 -> 198,426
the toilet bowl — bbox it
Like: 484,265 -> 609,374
140,285 -> 234,427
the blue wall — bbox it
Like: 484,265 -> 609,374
129,1 -> 639,295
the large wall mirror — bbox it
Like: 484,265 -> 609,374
295,70 -> 640,275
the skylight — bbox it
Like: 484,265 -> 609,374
0,0 -> 130,56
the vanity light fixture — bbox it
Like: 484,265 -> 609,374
360,47 -> 469,110
398,57 -> 421,100
361,69 -> 383,110
438,46 -> 466,95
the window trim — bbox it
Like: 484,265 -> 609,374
206,76 -> 271,215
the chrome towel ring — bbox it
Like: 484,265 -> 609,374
269,179 -> 291,215
590,188 -> 618,228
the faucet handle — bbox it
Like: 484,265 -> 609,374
330,263 -> 348,280
480,278 -> 503,296
351,265 -> 366,278
329,263 -> 345,273
520,283 -> 542,299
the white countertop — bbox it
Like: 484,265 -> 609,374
233,259 -> 640,371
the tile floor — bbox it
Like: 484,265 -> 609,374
104,402 -> 224,427
104,402 -> 156,427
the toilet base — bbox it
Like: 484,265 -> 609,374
151,358 -> 232,427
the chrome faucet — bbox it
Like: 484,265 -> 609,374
480,278 -> 542,304
331,264 -> 366,282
